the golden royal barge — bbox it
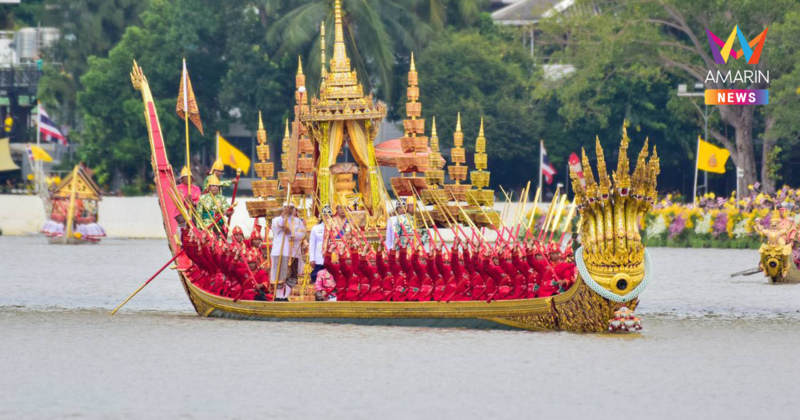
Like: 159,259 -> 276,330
128,0 -> 658,332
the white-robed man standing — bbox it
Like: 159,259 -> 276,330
386,198 -> 412,250
309,205 -> 331,285
270,201 -> 306,301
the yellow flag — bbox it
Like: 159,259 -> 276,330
29,144 -> 53,162
217,133 -> 251,174
696,137 -> 729,174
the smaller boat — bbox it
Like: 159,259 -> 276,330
754,212 -> 799,283
41,164 -> 106,245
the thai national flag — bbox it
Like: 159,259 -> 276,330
25,144 -> 34,162
38,105 -> 68,146
541,144 -> 557,185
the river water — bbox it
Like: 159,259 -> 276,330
1,236 -> 799,420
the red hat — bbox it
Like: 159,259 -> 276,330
502,248 -> 512,260
547,242 -> 560,253
250,227 -> 262,240
232,226 -> 244,236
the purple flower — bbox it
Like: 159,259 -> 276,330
712,212 -> 728,237
761,213 -> 771,229
668,215 -> 686,239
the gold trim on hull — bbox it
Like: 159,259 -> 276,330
180,273 -> 636,333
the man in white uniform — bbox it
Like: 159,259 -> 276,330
309,205 -> 331,284
270,202 -> 307,301
386,198 -> 413,250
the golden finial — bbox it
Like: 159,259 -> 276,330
622,119 -> 629,138
429,117 -> 439,152
284,119 -> 290,138
331,0 -> 349,70
334,0 -> 343,43
410,52 -> 416,71
474,117 -> 487,170
453,112 -> 463,147
581,148 -> 596,187
257,111 -> 267,145
297,56 -> 303,75
613,128 -> 631,190
632,137 -> 649,194
596,136 -> 611,195
475,117 -> 486,154
320,21 -> 327,77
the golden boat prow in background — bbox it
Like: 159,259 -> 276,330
755,214 -> 800,284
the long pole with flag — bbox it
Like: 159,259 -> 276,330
176,58 -> 204,194
693,135 -> 700,205
539,140 -> 543,192
182,59 -> 191,190
35,100 -> 41,193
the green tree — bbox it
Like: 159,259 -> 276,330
38,0 -> 148,124
265,0 -> 442,103
538,0 -> 800,193
0,0 -> 44,30
412,23 -> 543,189
77,0 -> 239,191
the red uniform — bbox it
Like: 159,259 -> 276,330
433,251 -> 452,302
513,254 -> 539,299
399,249 -> 420,301
341,250 -> 361,301
376,252 -> 394,301
413,254 -> 434,302
483,259 -> 504,302
360,256 -> 384,301
499,259 -> 522,300
389,250 -> 408,302
324,252 -> 347,297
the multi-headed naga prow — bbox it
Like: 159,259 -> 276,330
569,125 -> 659,296
130,60 -> 147,91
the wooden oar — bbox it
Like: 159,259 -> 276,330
226,168 -> 242,227
110,250 -> 185,315
730,267 -> 762,277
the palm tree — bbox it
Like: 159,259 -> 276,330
263,0 -> 435,102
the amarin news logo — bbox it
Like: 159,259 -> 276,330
705,26 -> 768,64
703,25 -> 769,105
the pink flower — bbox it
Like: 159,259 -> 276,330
668,215 -> 686,239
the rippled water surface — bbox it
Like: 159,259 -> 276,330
2,236 -> 799,419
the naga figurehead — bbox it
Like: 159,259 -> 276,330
569,124 -> 659,300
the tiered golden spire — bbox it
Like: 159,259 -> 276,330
447,113 -> 467,185
302,0 -> 385,123
245,111 -> 280,218
320,22 -> 327,78
399,51 -> 427,174
425,116 -> 445,188
470,117 -> 490,190
331,0 -> 349,73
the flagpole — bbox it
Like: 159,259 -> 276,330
36,100 -> 41,193
216,131 -> 220,161
183,59 -> 191,190
539,140 -> 543,193
693,135 -> 700,205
